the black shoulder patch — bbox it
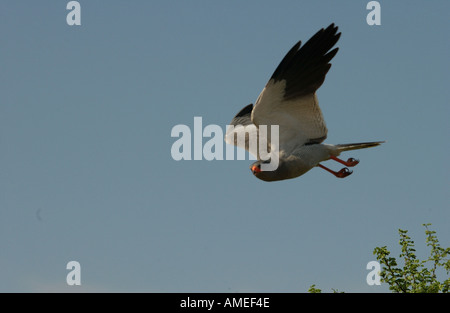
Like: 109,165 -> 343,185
234,103 -> 253,118
230,104 -> 254,127
304,136 -> 327,145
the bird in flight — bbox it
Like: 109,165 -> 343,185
225,24 -> 384,182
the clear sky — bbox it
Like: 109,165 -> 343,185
1,1 -> 449,292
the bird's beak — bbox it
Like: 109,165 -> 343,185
251,165 -> 261,174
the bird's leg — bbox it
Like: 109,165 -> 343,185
330,156 -> 359,167
317,164 -> 353,178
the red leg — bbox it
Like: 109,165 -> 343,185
330,156 -> 359,167
318,164 -> 352,178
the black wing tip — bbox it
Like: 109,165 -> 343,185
324,47 -> 339,63
325,23 -> 339,33
271,23 -> 341,79
319,23 -> 341,45
312,23 -> 340,39
327,23 -> 338,30
316,24 -> 341,48
270,41 -> 301,80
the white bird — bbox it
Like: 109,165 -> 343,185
225,24 -> 384,182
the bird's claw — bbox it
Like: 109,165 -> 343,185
336,167 -> 353,178
346,158 -> 360,167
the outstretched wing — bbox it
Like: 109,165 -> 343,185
224,103 -> 260,158
251,23 -> 341,154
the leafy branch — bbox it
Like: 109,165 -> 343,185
374,224 -> 449,293
309,224 -> 450,293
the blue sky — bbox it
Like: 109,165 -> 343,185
1,1 -> 449,292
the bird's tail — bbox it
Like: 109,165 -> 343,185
335,141 -> 385,152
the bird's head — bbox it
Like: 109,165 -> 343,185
250,160 -> 286,182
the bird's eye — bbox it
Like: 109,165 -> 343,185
251,164 -> 262,174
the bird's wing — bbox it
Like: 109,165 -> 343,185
251,23 -> 341,154
224,103 -> 260,158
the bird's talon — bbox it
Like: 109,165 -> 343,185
347,158 -> 360,167
336,167 -> 352,178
